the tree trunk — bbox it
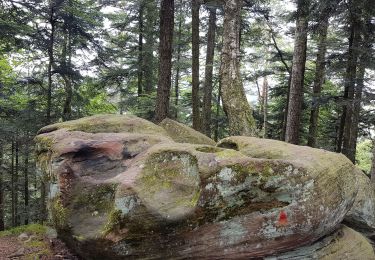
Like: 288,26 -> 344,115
347,18 -> 371,162
15,138 -> 19,226
11,140 -> 15,227
173,0 -> 183,120
202,8 -> 217,137
137,2 -> 144,96
266,23 -> 291,141
220,0 -> 256,136
371,140 -> 375,183
262,77 -> 268,138
155,0 -> 174,123
214,81 -> 221,142
281,76 -> 291,141
143,0 -> 157,93
24,142 -> 29,225
47,2 -> 55,124
307,11 -> 330,147
285,0 -> 309,144
62,12 -> 73,121
192,0 -> 201,131
341,8 -> 361,162
0,145 -> 4,231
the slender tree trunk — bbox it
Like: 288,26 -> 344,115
220,0 -> 256,136
173,0 -> 183,120
341,9 -> 361,161
47,3 -> 55,124
137,2 -> 144,96
214,81 -> 221,142
347,19 -> 371,162
62,5 -> 73,121
266,22 -> 291,141
281,76 -> 291,140
11,140 -> 15,227
155,0 -> 174,123
192,0 -> 201,130
202,8 -> 217,137
307,12 -> 329,147
262,77 -> 268,138
15,138 -> 19,226
0,145 -> 4,231
285,0 -> 310,144
24,142 -> 29,225
143,0 -> 157,94
371,140 -> 375,183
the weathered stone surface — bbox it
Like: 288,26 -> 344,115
159,118 -> 216,145
38,114 -> 169,136
34,117 -> 360,259
344,168 -> 375,236
266,225 -> 375,260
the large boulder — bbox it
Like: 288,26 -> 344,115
35,115 -> 361,259
159,118 -> 216,145
344,168 -> 375,237
37,114 -> 169,136
266,225 -> 375,259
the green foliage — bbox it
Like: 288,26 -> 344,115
85,93 -> 118,115
356,140 -> 373,174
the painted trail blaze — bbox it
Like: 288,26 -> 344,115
278,210 -> 288,226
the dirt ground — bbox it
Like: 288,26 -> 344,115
0,235 -> 79,260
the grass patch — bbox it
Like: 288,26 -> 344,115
0,224 -> 47,237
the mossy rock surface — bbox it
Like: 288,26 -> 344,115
38,114 -> 169,136
159,118 -> 216,145
345,168 -> 375,236
34,116 -> 360,259
267,225 -> 375,259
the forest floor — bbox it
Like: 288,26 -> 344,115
0,224 -> 78,260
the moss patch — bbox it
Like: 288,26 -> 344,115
159,118 -> 216,145
0,224 -> 47,238
37,114 -> 168,136
137,150 -> 201,220
50,198 -> 70,230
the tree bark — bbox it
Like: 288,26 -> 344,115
220,0 -> 256,136
307,10 -> 330,147
0,145 -> 4,231
192,0 -> 201,131
15,138 -> 19,226
371,140 -> 375,183
214,81 -> 221,142
285,0 -> 310,144
173,1 -> 183,120
24,142 -> 29,225
262,77 -> 268,138
47,1 -> 55,124
11,140 -> 15,227
143,0 -> 157,93
137,2 -> 144,96
155,0 -> 174,123
341,5 -> 361,161
202,8 -> 217,137
347,18 -> 371,162
62,2 -> 73,121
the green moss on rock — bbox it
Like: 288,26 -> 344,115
37,114 -> 168,136
159,118 -> 216,145
50,198 -> 70,230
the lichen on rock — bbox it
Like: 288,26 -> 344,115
34,115 -> 371,259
